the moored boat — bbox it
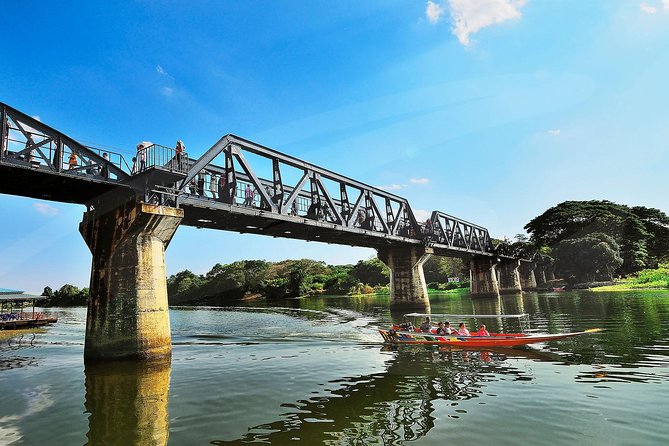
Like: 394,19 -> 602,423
0,289 -> 58,330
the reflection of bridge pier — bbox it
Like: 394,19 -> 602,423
85,359 -> 171,445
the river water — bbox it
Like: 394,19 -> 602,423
1,290 -> 669,445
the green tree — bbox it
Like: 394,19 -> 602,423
525,200 -> 651,274
351,258 -> 389,286
554,233 -> 623,282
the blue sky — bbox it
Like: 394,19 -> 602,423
1,1 -> 668,291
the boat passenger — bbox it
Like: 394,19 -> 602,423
435,322 -> 448,335
457,322 -> 470,336
419,316 -> 432,333
444,321 -> 453,334
473,324 -> 490,336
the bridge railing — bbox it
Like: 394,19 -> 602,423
137,144 -> 189,174
1,102 -> 130,182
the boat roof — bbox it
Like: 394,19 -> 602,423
404,313 -> 528,319
0,292 -> 46,302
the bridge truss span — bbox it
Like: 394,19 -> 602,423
170,134 -> 494,255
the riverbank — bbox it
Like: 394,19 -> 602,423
591,264 -> 669,292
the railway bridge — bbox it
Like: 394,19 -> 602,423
0,102 -> 550,359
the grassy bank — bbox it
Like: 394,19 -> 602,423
592,264 -> 669,291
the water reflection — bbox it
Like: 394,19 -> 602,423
84,359 -> 171,446
210,346 -> 539,445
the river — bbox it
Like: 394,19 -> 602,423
1,290 -> 669,445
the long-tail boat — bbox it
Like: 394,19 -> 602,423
379,313 -> 601,347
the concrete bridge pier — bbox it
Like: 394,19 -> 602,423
377,246 -> 432,311
496,258 -> 522,294
470,256 -> 500,298
519,261 -> 537,291
80,200 -> 183,361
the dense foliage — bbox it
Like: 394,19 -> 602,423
525,201 -> 669,277
167,256 -> 467,305
41,285 -> 89,306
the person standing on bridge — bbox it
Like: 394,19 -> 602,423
137,143 -> 147,172
209,172 -> 217,200
244,184 -> 254,207
175,140 -> 185,170
100,153 -> 110,179
218,173 -> 227,203
68,152 -> 78,170
197,171 -> 206,197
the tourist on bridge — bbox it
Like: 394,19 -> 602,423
209,172 -> 217,199
136,142 -> 148,172
68,152 -> 78,170
100,153 -> 109,179
244,184 -> 254,207
218,173 -> 228,203
197,171 -> 206,196
290,201 -> 298,216
175,140 -> 185,170
130,156 -> 138,175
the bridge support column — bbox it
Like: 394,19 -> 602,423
497,258 -> 522,294
377,246 -> 432,311
519,261 -> 537,291
80,201 -> 183,361
470,256 -> 500,298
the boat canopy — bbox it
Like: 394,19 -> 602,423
403,313 -> 528,319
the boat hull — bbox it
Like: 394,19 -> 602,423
379,329 -> 600,347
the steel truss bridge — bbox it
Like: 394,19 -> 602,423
0,102 -> 495,257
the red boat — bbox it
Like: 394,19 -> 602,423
380,313 -> 602,347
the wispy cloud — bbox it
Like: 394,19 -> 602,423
426,1 -> 445,24
33,202 -> 58,216
161,87 -> 174,97
378,184 -> 405,191
640,2 -> 658,14
447,0 -> 527,46
156,64 -> 170,76
547,129 -> 561,136
664,0 -> 669,10
410,177 -> 430,184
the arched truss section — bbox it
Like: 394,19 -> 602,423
426,211 -> 494,254
177,134 -> 423,237
1,102 -> 129,181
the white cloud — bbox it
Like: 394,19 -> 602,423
410,177 -> 430,184
426,1 -> 445,24
31,115 -> 41,121
448,0 -> 527,46
547,129 -> 561,136
161,87 -> 174,97
378,184 -> 404,191
156,65 -> 169,76
640,2 -> 658,14
413,209 -> 431,221
33,202 -> 58,216
664,0 -> 669,10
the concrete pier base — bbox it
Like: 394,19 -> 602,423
519,261 -> 537,291
497,258 -> 522,294
80,201 -> 183,361
377,246 -> 432,311
470,256 -> 500,298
